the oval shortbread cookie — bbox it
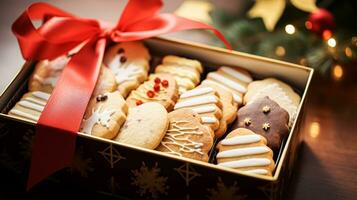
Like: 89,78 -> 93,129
115,102 -> 169,149
216,128 -> 275,176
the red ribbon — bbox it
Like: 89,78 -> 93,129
12,0 -> 231,189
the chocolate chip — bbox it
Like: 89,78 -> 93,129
117,48 -> 125,54
120,56 -> 127,63
96,94 -> 108,102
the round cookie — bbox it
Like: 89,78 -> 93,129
200,80 -> 238,138
233,96 -> 290,151
103,41 -> 151,98
80,91 -> 128,139
156,109 -> 214,162
115,102 -> 169,149
126,73 -> 179,111
243,78 -> 301,127
216,128 -> 275,176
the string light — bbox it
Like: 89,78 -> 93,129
285,24 -> 295,34
275,46 -> 286,56
327,38 -> 337,47
305,21 -> 312,30
332,64 -> 343,80
309,122 -> 320,138
345,47 -> 353,58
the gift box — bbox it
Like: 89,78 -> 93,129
0,35 -> 313,199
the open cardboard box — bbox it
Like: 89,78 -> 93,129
0,37 -> 313,199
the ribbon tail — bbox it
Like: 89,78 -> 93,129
27,37 -> 106,189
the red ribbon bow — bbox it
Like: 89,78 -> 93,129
12,0 -> 231,189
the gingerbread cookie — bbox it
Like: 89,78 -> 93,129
174,86 -> 222,131
233,97 -> 289,151
155,55 -> 203,94
80,91 -> 128,139
216,128 -> 275,176
244,78 -> 301,127
8,91 -> 50,123
201,80 -> 238,138
156,109 -> 214,162
206,66 -> 252,105
115,102 -> 168,149
126,74 -> 179,111
103,41 -> 151,98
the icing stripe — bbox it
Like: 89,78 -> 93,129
32,91 -> 50,100
180,87 -> 214,98
244,169 -> 269,175
25,97 -> 47,106
208,73 -> 247,93
191,106 -> 216,114
221,134 -> 261,145
9,110 -> 39,122
220,67 -> 252,83
232,94 -> 242,104
201,116 -> 218,124
218,158 -> 271,168
216,146 -> 270,158
18,100 -> 44,112
174,96 -> 218,109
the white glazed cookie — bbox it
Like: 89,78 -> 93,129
8,91 -> 50,123
80,91 -> 128,139
206,66 -> 252,105
216,128 -> 275,176
174,86 -> 222,131
155,55 -> 203,94
156,109 -> 214,162
103,41 -> 151,98
243,78 -> 301,126
115,102 -> 169,149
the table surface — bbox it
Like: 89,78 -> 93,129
0,1 -> 356,199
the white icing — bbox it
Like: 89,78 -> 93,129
33,73 -> 60,87
174,96 -> 218,109
244,169 -> 269,175
18,100 -> 44,112
202,79 -> 243,104
208,72 -> 247,93
80,105 -> 116,135
221,134 -> 261,145
218,158 -> 271,168
233,94 -> 242,104
191,106 -> 216,114
108,54 -> 144,85
48,56 -> 68,70
201,116 -> 218,124
216,146 -> 270,158
180,87 -> 214,98
32,91 -> 50,100
220,67 -> 252,83
25,97 -> 47,106
8,110 -> 39,122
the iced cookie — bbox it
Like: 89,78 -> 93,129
201,80 -> 238,138
156,109 -> 214,162
206,66 -> 252,105
243,78 -> 301,127
155,55 -> 203,94
8,91 -> 50,123
126,74 -> 179,111
103,41 -> 151,97
80,91 -> 128,139
174,87 -> 222,131
115,102 -> 168,149
92,65 -> 117,97
216,128 -> 275,176
233,97 -> 289,151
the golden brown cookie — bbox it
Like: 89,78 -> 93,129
155,55 -> 203,94
103,41 -> 151,98
244,78 -> 301,127
115,102 -> 168,149
92,65 -> 117,97
174,86 -> 223,131
156,109 -> 214,162
206,66 -> 252,105
80,91 -> 128,139
216,128 -> 275,176
126,73 -> 179,111
233,96 -> 290,151
200,80 -> 238,138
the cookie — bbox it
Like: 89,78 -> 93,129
115,102 -> 168,149
103,41 -> 151,98
80,91 -> 128,139
243,78 -> 301,126
216,128 -> 275,176
174,86 -> 222,131
206,66 -> 252,105
126,73 -> 179,111
8,91 -> 50,123
155,55 -> 203,94
201,80 -> 238,138
156,109 -> 214,162
233,97 -> 289,151
92,65 -> 117,97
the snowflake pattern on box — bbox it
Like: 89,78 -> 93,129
207,177 -> 247,200
131,162 -> 169,200
18,128 -> 35,159
98,143 -> 126,169
174,163 -> 201,187
69,146 -> 94,178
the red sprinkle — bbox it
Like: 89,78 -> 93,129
147,90 -> 155,98
153,84 -> 160,92
162,80 -> 169,87
136,100 -> 143,105
154,77 -> 161,84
